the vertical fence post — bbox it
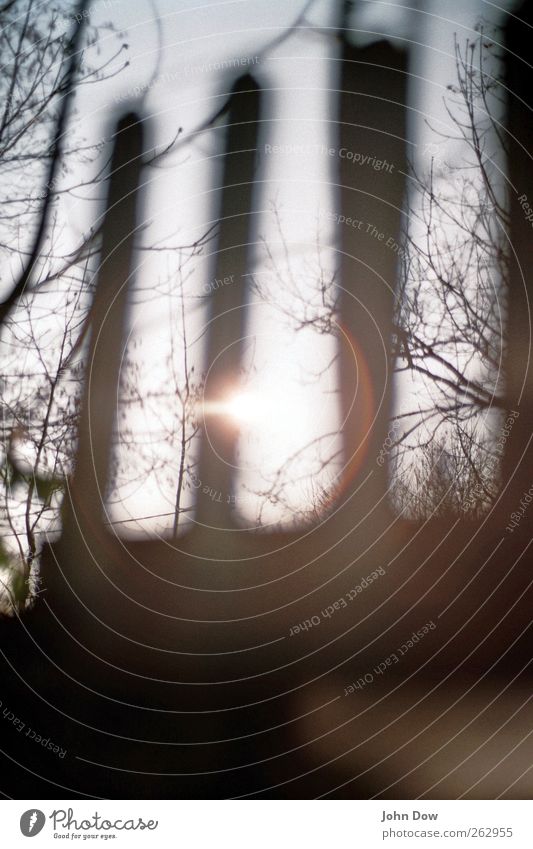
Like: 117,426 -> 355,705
503,0 -> 533,497
65,112 -> 144,539
336,33 -> 408,517
195,75 -> 261,530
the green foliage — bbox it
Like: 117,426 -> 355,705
0,539 -> 30,616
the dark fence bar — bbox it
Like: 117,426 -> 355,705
195,74 -> 261,529
337,37 -> 407,517
503,0 -> 533,497
65,112 -> 145,540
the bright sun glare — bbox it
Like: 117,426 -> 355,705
222,392 -> 266,423
203,380 -> 305,438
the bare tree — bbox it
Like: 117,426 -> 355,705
105,253 -> 205,540
0,279 -> 86,613
0,0 -> 128,324
0,1 -> 128,613
391,25 -> 509,512
248,26 -> 511,521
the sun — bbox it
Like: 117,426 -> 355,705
221,391 -> 265,424
200,390 -> 268,425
